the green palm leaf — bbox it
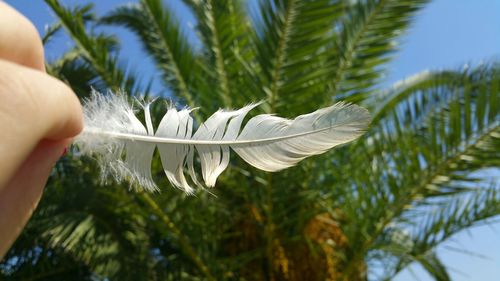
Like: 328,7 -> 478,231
253,0 -> 344,114
336,64 -> 499,278
101,0 -> 199,108
328,0 -> 429,102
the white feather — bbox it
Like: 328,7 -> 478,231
75,91 -> 371,192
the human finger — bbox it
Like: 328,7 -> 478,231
0,59 -> 83,189
0,139 -> 68,258
0,2 -> 45,71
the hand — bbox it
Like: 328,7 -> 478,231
0,2 -> 83,258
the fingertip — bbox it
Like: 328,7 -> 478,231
0,59 -> 84,141
61,82 -> 84,137
43,77 -> 84,140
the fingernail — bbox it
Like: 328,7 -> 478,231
61,147 -> 68,157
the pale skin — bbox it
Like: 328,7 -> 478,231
0,2 -> 83,258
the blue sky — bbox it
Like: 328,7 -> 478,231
7,0 -> 500,280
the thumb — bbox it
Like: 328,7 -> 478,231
0,139 -> 68,257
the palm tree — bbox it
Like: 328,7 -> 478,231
2,0 -> 499,280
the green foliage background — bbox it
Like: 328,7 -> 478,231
1,0 -> 499,280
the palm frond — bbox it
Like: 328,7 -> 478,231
253,0 -> 344,114
337,63 -> 500,277
46,49 -> 100,98
368,70 -> 463,123
383,185 -> 500,280
44,0 -> 141,95
2,157 -> 153,280
328,0 -> 429,102
101,0 -> 199,107
42,22 -> 62,45
182,0 -> 257,108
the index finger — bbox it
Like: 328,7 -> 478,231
0,59 -> 83,188
0,2 -> 45,71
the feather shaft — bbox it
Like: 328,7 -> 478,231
83,124 -> 361,146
